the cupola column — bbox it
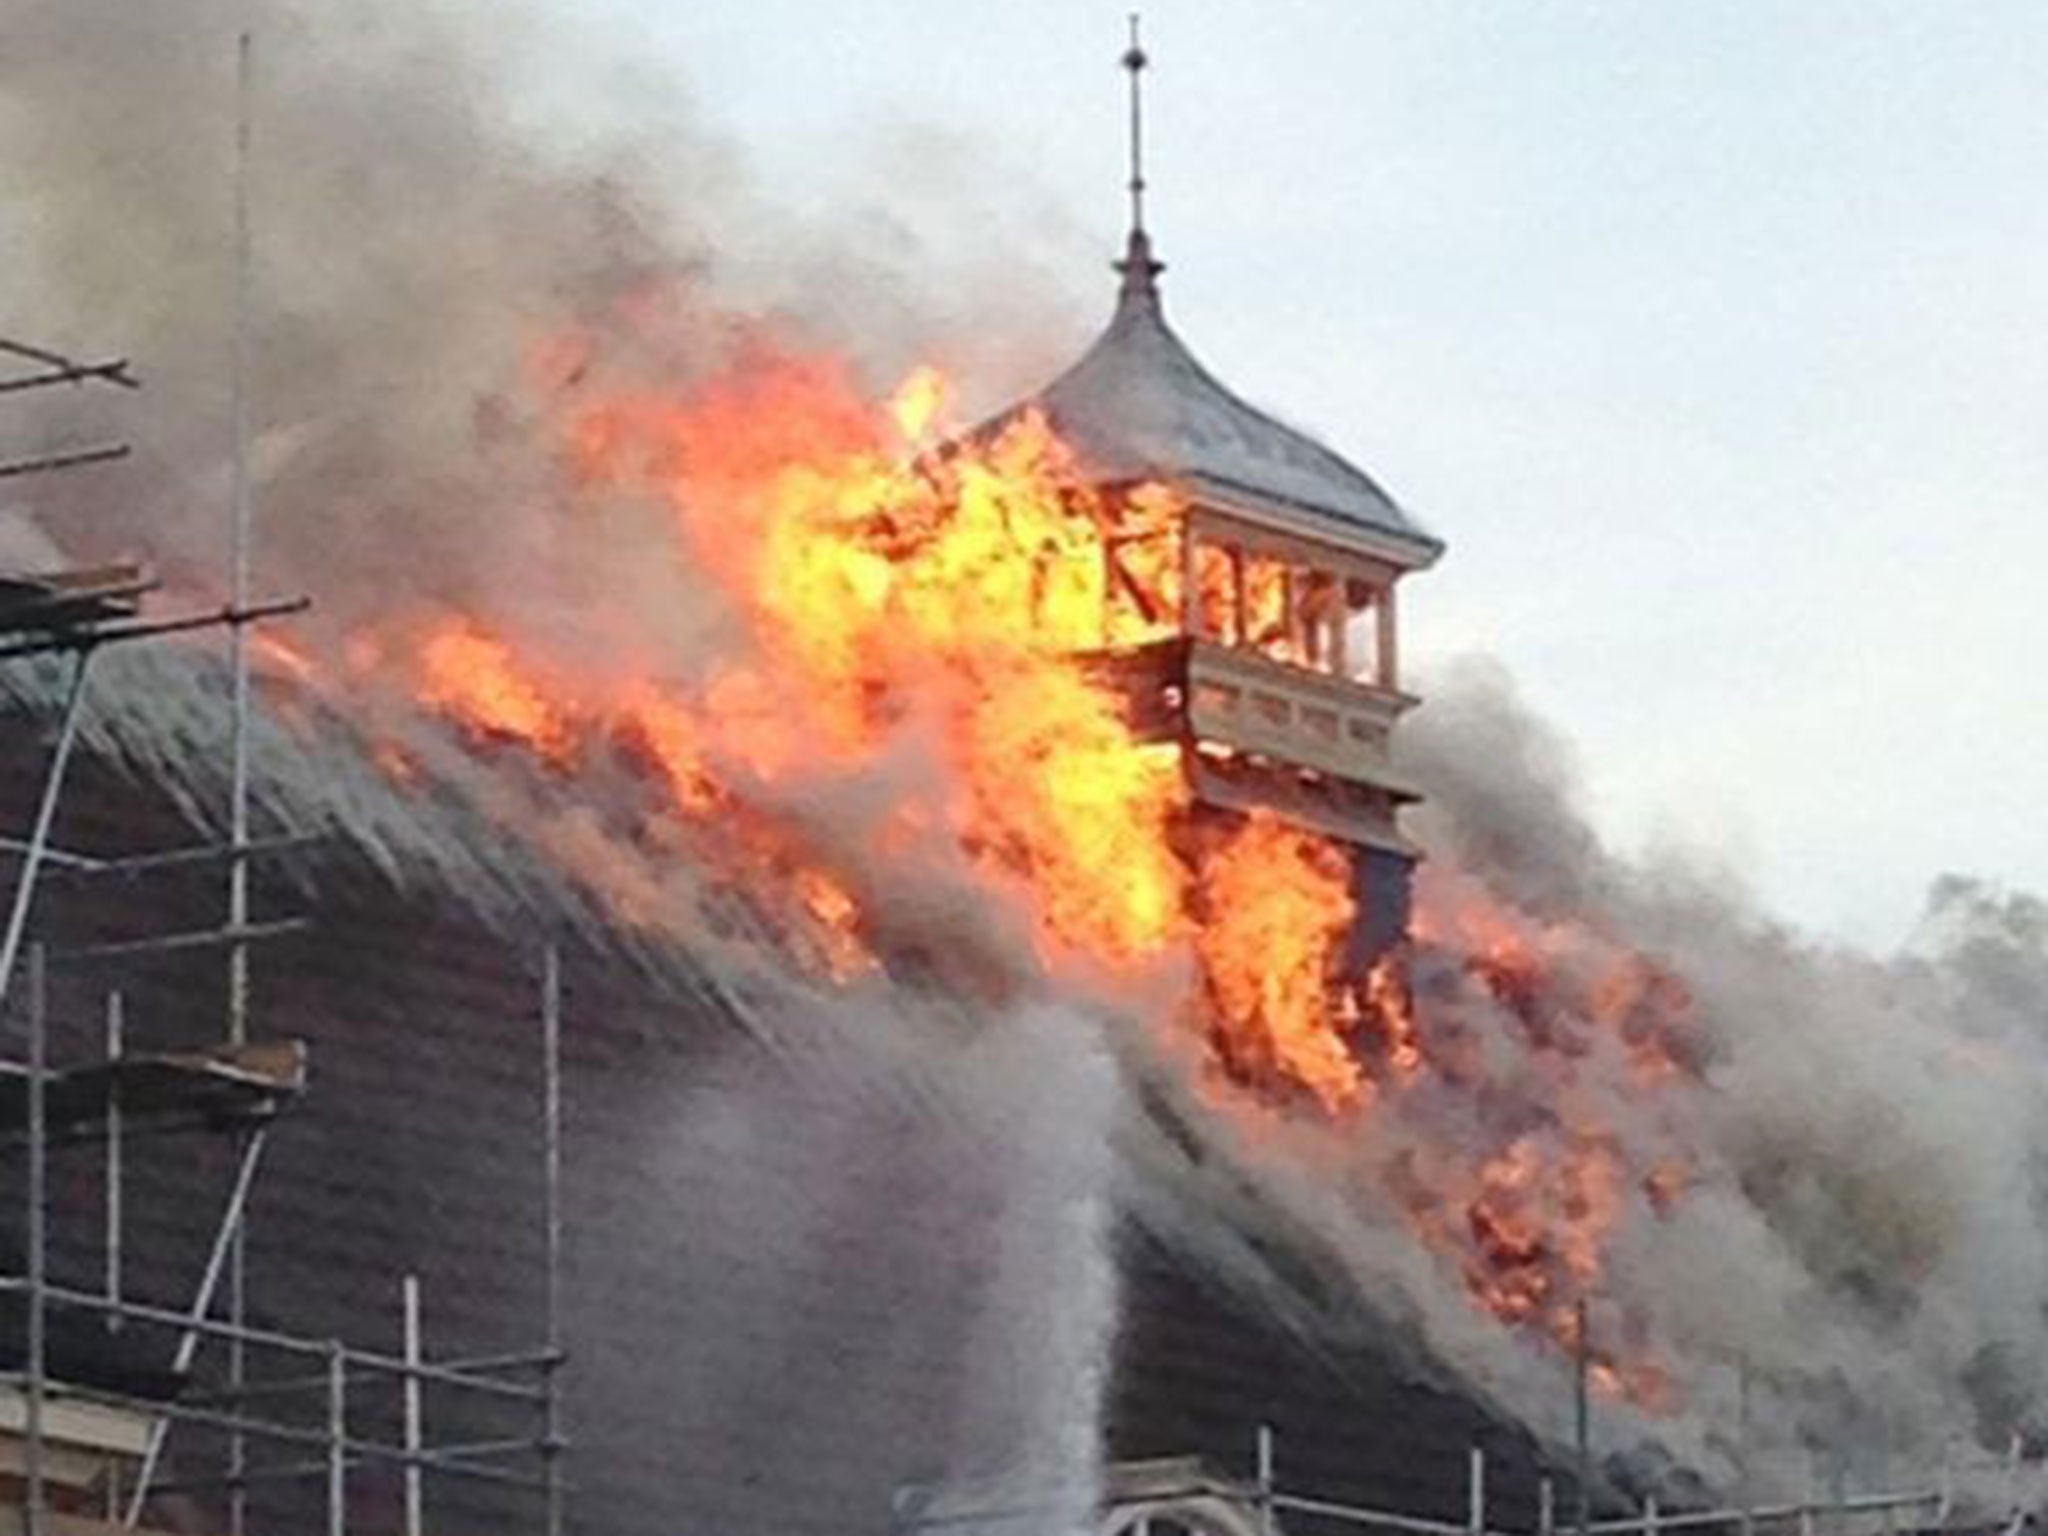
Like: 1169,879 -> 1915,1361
1376,583 -> 1399,690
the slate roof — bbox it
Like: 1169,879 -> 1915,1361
974,231 -> 1445,565
0,673 -> 1572,1536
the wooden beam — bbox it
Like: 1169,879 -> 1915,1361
1377,582 -> 1399,690
1190,505 -> 1408,587
1278,567 -> 1295,663
1330,574 -> 1349,679
1228,544 -> 1246,646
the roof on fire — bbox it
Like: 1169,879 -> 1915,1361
975,230 -> 1445,569
0,653 -> 1571,1536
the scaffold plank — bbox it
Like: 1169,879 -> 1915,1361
0,1040 -> 305,1144
0,565 -> 152,640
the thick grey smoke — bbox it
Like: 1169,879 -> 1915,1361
11,0 -> 2048,1521
1084,659 -> 2047,1511
0,0 -> 1089,641
3,0 -> 1112,1522
1376,658 -> 2048,1497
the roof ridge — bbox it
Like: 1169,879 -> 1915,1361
970,280 -> 1441,560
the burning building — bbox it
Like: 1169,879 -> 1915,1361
5,13 -> 2046,1536
0,36 -> 1561,1527
0,109 -> 1559,1525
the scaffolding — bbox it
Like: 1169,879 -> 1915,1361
1,326 -> 568,1535
895,1422 -> 2037,1536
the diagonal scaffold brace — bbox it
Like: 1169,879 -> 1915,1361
0,648 -> 93,1015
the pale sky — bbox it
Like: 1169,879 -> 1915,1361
578,0 -> 2048,949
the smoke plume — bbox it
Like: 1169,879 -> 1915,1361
8,0 -> 2047,1522
1382,658 -> 2048,1495
0,0 -> 1089,632
3,0 -> 1112,1523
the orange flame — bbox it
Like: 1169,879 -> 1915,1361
417,619 -> 576,765
1197,811 -> 1364,1112
1357,865 -> 1698,1404
331,324 -> 1702,1402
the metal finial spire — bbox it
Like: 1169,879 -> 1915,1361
1115,13 -> 1164,300
1123,13 -> 1148,236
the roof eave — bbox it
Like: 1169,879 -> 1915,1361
1180,473 -> 1446,573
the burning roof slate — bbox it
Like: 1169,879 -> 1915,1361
0,643 -> 1569,1535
